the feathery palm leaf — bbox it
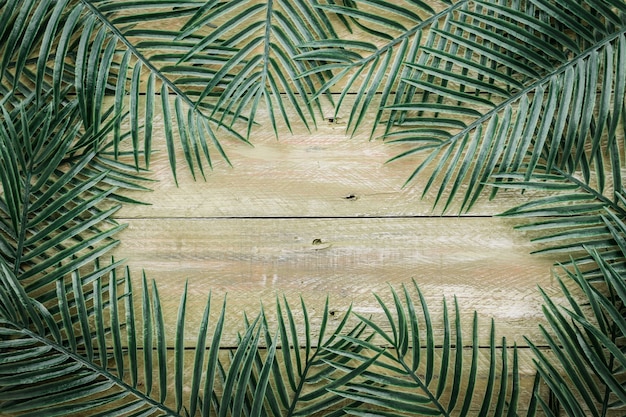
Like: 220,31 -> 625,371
528,242 -> 626,416
325,280 -> 529,417
252,296 -> 370,416
0,259 -> 253,417
493,38 -> 626,276
498,171 -> 626,281
0,95 -> 148,303
173,0 -> 338,138
378,0 -> 626,212
0,0 -> 248,182
296,0 -> 455,137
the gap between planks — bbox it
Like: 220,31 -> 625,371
112,216 -> 560,348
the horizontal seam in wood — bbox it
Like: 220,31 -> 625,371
113,215 -> 498,220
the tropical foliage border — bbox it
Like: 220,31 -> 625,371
1,0 -> 626,416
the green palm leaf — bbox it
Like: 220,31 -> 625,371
0,258 -> 242,416
254,296 -> 370,416
497,173 -> 626,280
379,0 -> 626,212
296,0 -> 454,137
0,1 -> 248,181
0,96 -> 141,302
528,242 -> 626,416
325,280 -> 527,416
0,261 -> 140,416
173,0 -> 337,138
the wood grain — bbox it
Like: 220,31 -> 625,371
99,76 -> 574,417
115,118 -> 549,218
113,216 -> 558,347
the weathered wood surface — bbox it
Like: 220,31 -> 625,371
109,122 -> 562,414
118,216 -> 556,347
111,96 -> 561,352
117,97 -> 548,218
104,2 -> 582,401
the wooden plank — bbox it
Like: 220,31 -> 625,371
115,102 -> 549,219
112,216 -> 558,347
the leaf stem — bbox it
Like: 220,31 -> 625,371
429,28 -> 626,156
13,175 -> 30,276
555,167 -> 626,217
397,355 -> 450,417
345,0 -> 469,72
79,1 -> 229,130
23,326 -> 182,416
286,349 -> 319,416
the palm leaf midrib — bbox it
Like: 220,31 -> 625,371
81,1 -> 194,108
11,165 -> 31,278
81,0 -> 242,136
404,27 -> 626,162
15,322 -> 181,416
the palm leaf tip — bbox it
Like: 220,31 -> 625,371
530,246 -> 626,416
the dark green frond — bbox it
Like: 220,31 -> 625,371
328,280 -> 527,416
0,1 -> 246,180
382,0 -> 626,212
174,0 -> 338,139
0,258 -> 238,417
252,296 -> 369,416
529,245 -> 626,416
0,97 -> 132,302
0,261 -> 157,416
298,0 -> 456,136
497,169 -> 626,280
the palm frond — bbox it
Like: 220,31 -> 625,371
528,243 -> 626,416
0,258 -> 239,416
173,0 -> 338,139
0,1 -> 249,182
0,261 -> 140,416
251,296 -> 371,416
0,95 -> 139,302
324,280 -> 528,416
296,0 -> 455,137
379,0 -> 626,212
497,170 -> 626,280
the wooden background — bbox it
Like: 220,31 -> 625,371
109,94 -> 563,409
101,3 -> 591,409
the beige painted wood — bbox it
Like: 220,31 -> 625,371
113,216 -> 558,347
117,135 -> 547,218
104,84 -> 569,416
99,5 -> 594,406
116,96 -> 549,219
